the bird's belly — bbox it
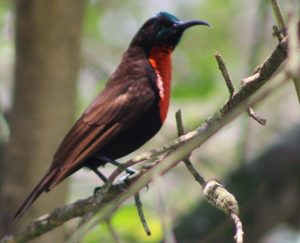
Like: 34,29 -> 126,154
92,103 -> 162,164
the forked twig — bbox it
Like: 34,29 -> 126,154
175,110 -> 206,187
215,52 -> 266,126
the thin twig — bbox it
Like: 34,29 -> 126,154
134,193 -> 151,236
272,25 -> 284,41
270,0 -> 287,34
175,110 -> 185,135
175,110 -> 206,187
246,107 -> 267,126
176,111 -> 243,242
215,52 -> 236,97
182,159 -> 206,187
231,213 -> 244,243
286,0 -> 300,103
216,52 -> 267,126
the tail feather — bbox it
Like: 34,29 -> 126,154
12,168 -> 59,221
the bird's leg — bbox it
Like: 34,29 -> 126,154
99,156 -> 138,187
91,167 -> 108,195
99,156 -> 137,175
91,167 -> 108,182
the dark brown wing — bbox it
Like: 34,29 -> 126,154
48,79 -> 156,188
13,79 -> 156,220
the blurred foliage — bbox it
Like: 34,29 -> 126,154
0,0 -> 10,28
82,205 -> 162,243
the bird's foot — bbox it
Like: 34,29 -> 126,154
118,167 -> 139,190
91,167 -> 108,196
93,186 -> 102,196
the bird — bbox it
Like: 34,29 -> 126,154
13,12 -> 209,220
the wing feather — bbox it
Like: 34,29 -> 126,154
48,80 -> 155,188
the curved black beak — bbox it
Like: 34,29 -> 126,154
174,20 -> 211,31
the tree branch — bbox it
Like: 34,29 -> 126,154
1,36 -> 290,243
215,52 -> 267,126
176,111 -> 243,243
175,110 -> 206,187
134,192 -> 151,236
286,0 -> 300,103
270,0 -> 287,34
215,52 -> 236,98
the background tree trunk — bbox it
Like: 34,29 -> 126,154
0,0 -> 86,242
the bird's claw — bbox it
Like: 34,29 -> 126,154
93,186 -> 102,196
118,167 -> 139,190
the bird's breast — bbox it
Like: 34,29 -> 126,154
148,46 -> 172,122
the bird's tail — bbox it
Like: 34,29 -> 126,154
12,168 -> 59,221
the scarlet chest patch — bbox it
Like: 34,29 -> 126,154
148,46 -> 172,122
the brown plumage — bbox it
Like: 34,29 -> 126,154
13,12 -> 209,220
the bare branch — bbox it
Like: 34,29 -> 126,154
270,0 -> 287,34
134,193 -> 151,236
175,110 -> 206,187
286,0 -> 300,103
176,111 -> 243,243
246,107 -> 267,126
272,25 -> 284,41
180,158 -> 206,187
175,110 -> 185,135
231,213 -> 244,243
215,52 -> 236,97
216,52 -> 267,126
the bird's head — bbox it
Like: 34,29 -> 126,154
130,12 -> 210,53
